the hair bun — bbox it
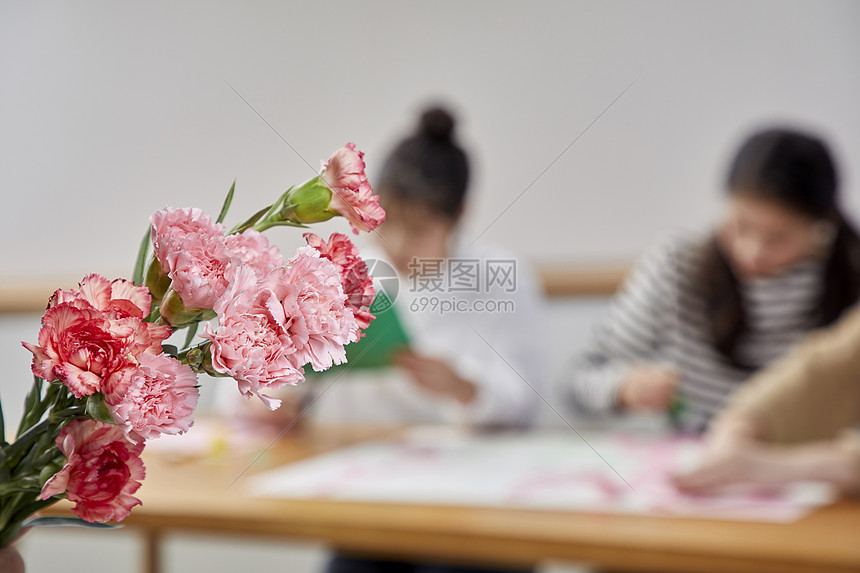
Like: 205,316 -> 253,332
419,107 -> 455,141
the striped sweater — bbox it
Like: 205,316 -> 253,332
564,234 -> 826,433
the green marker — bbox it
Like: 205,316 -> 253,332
668,391 -> 687,428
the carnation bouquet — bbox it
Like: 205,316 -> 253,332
0,144 -> 384,550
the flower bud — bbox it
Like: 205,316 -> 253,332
145,258 -> 171,302
186,342 -> 224,377
158,289 -> 215,329
39,458 -> 66,488
280,177 -> 336,224
185,346 -> 205,370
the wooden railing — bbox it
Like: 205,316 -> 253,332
539,264 -> 628,297
0,264 -> 629,314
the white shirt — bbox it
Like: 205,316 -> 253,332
308,238 -> 549,428
564,233 -> 826,432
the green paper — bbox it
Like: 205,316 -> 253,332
327,292 -> 411,371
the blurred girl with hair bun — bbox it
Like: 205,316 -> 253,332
313,105 -> 549,433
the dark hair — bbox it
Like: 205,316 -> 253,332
697,128 -> 860,368
376,106 -> 470,219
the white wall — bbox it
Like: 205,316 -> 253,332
2,0 -> 859,287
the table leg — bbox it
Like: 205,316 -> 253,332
143,528 -> 162,573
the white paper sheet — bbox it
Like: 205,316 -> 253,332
250,427 -> 836,523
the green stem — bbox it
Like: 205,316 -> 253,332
1,396 -> 80,474
0,424 -> 49,481
0,492 -> 25,546
229,204 -> 271,235
48,406 -> 85,421
0,495 -> 57,548
13,431 -> 54,480
0,390 -> 81,544
177,340 -> 209,363
30,448 -> 62,470
0,478 -> 40,497
9,419 -> 51,451
11,498 -> 57,530
252,219 -> 309,232
16,379 -> 66,441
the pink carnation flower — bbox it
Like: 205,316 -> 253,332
122,317 -> 173,360
151,207 -> 235,309
52,274 -> 152,320
322,143 -> 385,234
150,207 -> 226,264
286,246 -> 358,371
40,419 -> 145,523
107,353 -> 199,443
49,274 -> 172,361
304,232 -> 375,334
26,274 -> 173,401
205,267 -> 306,409
166,235 -> 235,310
22,299 -> 138,399
225,229 -> 284,279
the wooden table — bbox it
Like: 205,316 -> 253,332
56,424 -> 860,573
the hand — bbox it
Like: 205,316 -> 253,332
677,437 -> 860,494
674,412 -> 765,492
394,351 -> 477,404
618,363 -> 679,412
674,415 -> 790,493
674,442 -> 768,493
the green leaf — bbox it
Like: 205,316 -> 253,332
217,180 -> 236,224
183,322 -> 199,350
233,184 -> 295,234
2,418 -> 53,472
229,204 -> 270,235
85,395 -> 115,425
0,477 -> 41,496
16,427 -> 55,476
33,451 -> 64,478
47,406 -> 85,422
162,344 -> 179,358
132,225 -> 151,286
16,376 -> 44,439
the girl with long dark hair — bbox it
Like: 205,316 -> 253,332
565,127 -> 860,433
